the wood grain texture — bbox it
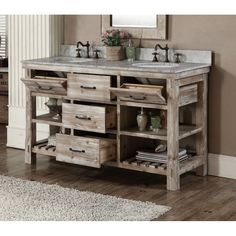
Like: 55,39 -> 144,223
195,75 -> 208,176
25,88 -> 36,164
25,69 -> 36,165
166,79 -> 180,191
110,83 -> 166,105
67,74 -> 115,101
21,76 -> 67,95
56,134 -> 116,168
179,84 -> 198,107
62,103 -> 116,133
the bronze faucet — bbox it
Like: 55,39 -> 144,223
76,41 -> 90,58
154,44 -> 169,62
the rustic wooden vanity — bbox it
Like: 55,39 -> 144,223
22,57 -> 210,191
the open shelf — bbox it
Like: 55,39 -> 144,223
32,141 -> 56,157
106,155 -> 204,176
105,159 -> 167,176
179,155 -> 204,175
120,125 -> 202,140
32,113 -> 63,127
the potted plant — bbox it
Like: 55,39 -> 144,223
102,29 -> 131,60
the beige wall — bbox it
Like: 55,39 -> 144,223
64,15 -> 236,157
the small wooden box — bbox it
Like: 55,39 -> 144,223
0,95 -> 8,124
62,103 -> 117,133
56,134 -> 116,168
67,74 -> 115,102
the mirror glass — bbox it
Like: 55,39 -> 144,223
112,15 -> 157,28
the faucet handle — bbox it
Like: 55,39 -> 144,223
174,53 -> 182,63
152,52 -> 159,62
94,49 -> 100,59
76,48 -> 82,58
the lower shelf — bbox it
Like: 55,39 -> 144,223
106,155 -> 204,176
179,155 -> 204,175
105,158 -> 167,176
32,141 -> 56,157
31,141 -> 205,176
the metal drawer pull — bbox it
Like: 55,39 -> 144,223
75,114 -> 91,120
69,148 -> 85,153
129,95 -> 146,100
38,85 -> 53,90
80,85 -> 96,90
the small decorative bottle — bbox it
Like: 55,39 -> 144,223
137,107 -> 148,131
125,39 -> 136,62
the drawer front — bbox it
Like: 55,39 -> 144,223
0,95 -> 8,123
56,134 -> 100,168
56,134 -> 116,168
67,74 -> 113,101
62,103 -> 116,133
110,84 -> 166,105
21,76 -> 67,95
179,84 -> 198,106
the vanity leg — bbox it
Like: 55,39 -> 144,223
167,79 -> 180,191
196,75 -> 208,176
25,88 -> 36,164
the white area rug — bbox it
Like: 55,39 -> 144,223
0,175 -> 170,221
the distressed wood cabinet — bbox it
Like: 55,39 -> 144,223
22,59 -> 210,191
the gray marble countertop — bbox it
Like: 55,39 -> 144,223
0,67 -> 8,73
22,56 -> 210,74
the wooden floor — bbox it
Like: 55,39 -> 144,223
0,125 -> 235,220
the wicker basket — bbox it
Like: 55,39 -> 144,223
105,46 -> 125,61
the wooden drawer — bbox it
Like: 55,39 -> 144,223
56,134 -> 116,168
0,95 -> 8,124
67,74 -> 115,101
21,76 -> 67,95
62,103 -> 116,133
110,83 -> 166,104
179,84 -> 198,106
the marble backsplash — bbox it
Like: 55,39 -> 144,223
60,45 -> 212,65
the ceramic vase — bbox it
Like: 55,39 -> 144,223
137,108 -> 148,131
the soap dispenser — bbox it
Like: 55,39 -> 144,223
125,39 -> 136,62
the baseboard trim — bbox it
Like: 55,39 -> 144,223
208,153 -> 236,179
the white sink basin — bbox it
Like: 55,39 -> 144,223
132,62 -> 179,68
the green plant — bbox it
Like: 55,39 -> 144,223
102,29 -> 131,46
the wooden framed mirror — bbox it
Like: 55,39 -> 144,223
101,15 -> 167,40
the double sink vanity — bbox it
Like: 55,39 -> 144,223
22,47 -> 211,191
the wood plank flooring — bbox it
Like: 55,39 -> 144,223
0,125 -> 235,220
